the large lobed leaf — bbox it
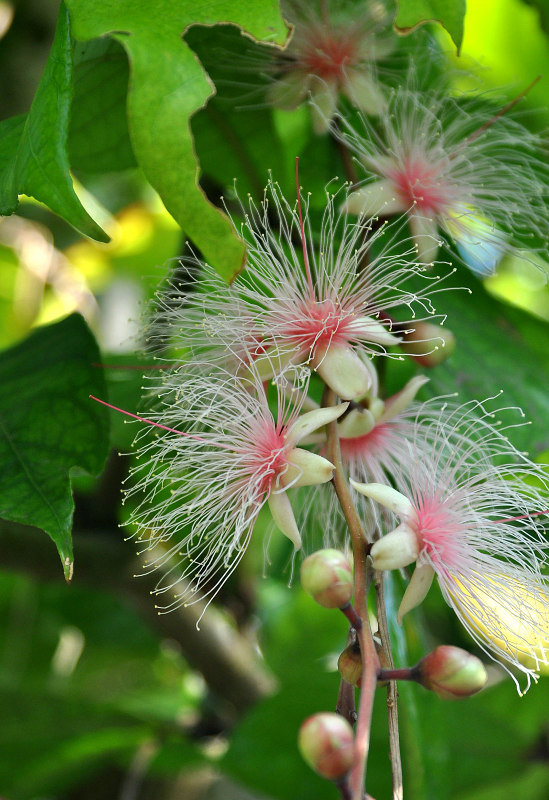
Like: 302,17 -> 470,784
64,0 -> 289,281
395,0 -> 466,52
0,315 -> 110,579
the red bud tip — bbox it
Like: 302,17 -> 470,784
300,549 -> 354,608
415,645 -> 487,699
338,645 -> 363,687
298,712 -> 355,780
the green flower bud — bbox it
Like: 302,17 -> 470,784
399,322 -> 456,367
338,645 -> 363,688
300,549 -> 353,609
298,713 -> 355,780
414,645 -> 487,699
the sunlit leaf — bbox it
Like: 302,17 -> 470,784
395,0 -> 466,52
65,0 -> 289,281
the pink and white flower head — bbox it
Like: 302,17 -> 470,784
119,360 -> 347,613
351,396 -> 549,690
338,83 -> 549,274
301,368 -> 434,546
147,177 -> 449,401
267,0 -> 394,132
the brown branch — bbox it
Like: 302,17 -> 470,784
0,520 -> 276,718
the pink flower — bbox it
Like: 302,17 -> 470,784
351,397 -> 549,689
148,179 -> 449,401
267,0 -> 394,132
338,84 -> 549,273
119,361 -> 347,612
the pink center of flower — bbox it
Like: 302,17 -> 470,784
280,298 -> 353,354
412,495 -> 462,575
339,422 -> 390,460
390,157 -> 449,215
243,421 -> 289,495
299,27 -> 359,81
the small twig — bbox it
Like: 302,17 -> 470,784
463,75 -> 541,147
336,776 -> 354,800
375,574 -> 403,800
340,602 -> 364,631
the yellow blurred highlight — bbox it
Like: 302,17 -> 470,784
451,576 -> 549,676
455,0 -> 549,121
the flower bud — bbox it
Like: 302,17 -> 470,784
399,323 -> 456,367
369,523 -> 419,571
413,645 -> 487,699
338,645 -> 363,687
298,713 -> 355,780
300,549 -> 353,609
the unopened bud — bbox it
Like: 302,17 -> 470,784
298,713 -> 355,780
338,645 -> 363,687
369,523 -> 419,571
300,549 -> 353,609
399,323 -> 456,367
413,645 -> 486,699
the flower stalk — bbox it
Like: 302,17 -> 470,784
324,387 -> 381,800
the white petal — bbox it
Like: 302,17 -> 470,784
409,213 -> 440,264
267,71 -> 310,110
350,481 -> 413,517
338,407 -> 376,439
342,180 -> 407,218
378,375 -> 429,424
267,491 -> 302,549
285,402 -> 348,447
370,523 -> 419,570
349,315 -> 401,346
310,79 -> 338,133
343,70 -> 388,116
397,564 -> 435,624
313,344 -> 372,400
281,448 -> 335,488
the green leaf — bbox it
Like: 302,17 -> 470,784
394,0 -> 466,53
65,0 -> 289,282
0,315 -> 110,579
427,271 -> 549,455
70,37 -> 136,173
0,4 -> 108,242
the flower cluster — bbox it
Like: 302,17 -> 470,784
337,83 -> 549,273
145,179 -> 448,401
352,397 -> 549,688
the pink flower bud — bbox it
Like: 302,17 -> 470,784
338,645 -> 363,687
399,322 -> 456,367
414,645 -> 487,699
298,713 -> 355,780
300,549 -> 353,608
